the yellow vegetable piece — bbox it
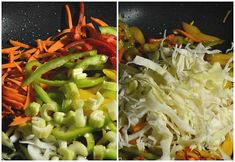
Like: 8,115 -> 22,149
129,26 -> 145,45
103,69 -> 116,81
221,133 -> 233,156
182,22 -> 221,42
205,52 -> 233,66
79,89 -> 96,100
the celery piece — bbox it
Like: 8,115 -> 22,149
106,100 -> 117,121
32,124 -> 53,139
62,99 -> 72,112
63,82 -> 79,99
101,81 -> 117,91
25,102 -> 40,116
107,142 -> 117,150
75,108 -> 86,128
62,111 -> 76,126
71,68 -> 87,80
53,112 -> 65,124
89,110 -> 105,128
31,117 -> 46,128
40,103 -> 57,121
68,141 -> 88,157
104,148 -> 117,160
58,147 -> 75,160
93,145 -> 105,160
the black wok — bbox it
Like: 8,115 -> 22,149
2,2 -> 116,48
119,2 -> 233,52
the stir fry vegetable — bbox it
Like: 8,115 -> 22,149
2,3 -> 117,160
118,20 -> 233,160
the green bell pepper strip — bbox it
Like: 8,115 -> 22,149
75,77 -> 105,88
52,126 -> 98,140
25,60 -> 41,74
99,26 -> 116,36
74,55 -> 108,70
84,133 -> 95,155
38,78 -> 68,87
23,50 -> 97,86
121,147 -> 159,160
33,82 -> 54,104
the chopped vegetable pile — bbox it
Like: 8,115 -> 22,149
2,3 -> 117,160
118,20 -> 233,160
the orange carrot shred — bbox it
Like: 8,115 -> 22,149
9,116 -> 32,126
48,35 -> 69,53
9,39 -> 30,49
65,4 -> 73,29
86,23 -> 97,36
2,62 -> 23,69
3,96 -> 24,110
91,16 -> 108,27
175,29 -> 202,42
2,46 -> 20,54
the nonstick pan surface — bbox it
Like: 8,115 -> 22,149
119,2 -> 233,52
2,2 -> 116,48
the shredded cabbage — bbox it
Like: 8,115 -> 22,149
119,43 -> 233,159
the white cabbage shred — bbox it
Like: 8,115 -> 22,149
119,43 -> 233,159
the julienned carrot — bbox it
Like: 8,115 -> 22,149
9,116 -> 32,126
3,86 -> 19,93
2,46 -> 20,54
2,62 -> 23,69
9,40 -> 30,49
48,36 -> 69,53
24,86 -> 31,109
3,92 -> 26,103
174,29 -> 202,42
81,16 -> 87,38
119,47 -> 125,61
148,38 -> 164,43
91,16 -> 108,27
86,23 -> 97,36
13,62 -> 23,72
3,96 -> 24,109
129,122 -> 147,133
65,4 -> 73,29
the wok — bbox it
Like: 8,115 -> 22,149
2,2 -> 116,48
119,2 -> 233,52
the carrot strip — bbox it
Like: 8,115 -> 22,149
9,39 -> 30,49
36,39 -> 43,52
130,122 -> 147,133
9,116 -> 32,126
48,36 -> 69,53
24,85 -> 31,109
119,47 -> 125,61
86,23 -> 97,36
148,38 -> 164,43
2,46 -> 20,54
3,93 -> 26,103
129,139 -> 137,145
21,48 -> 37,58
3,86 -> 19,93
174,29 -> 202,42
2,62 -> 23,69
44,40 -> 55,46
2,72 -> 9,85
81,16 -> 87,38
65,4 -> 73,29
13,62 -> 23,72
91,16 -> 108,27
3,96 -> 24,110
